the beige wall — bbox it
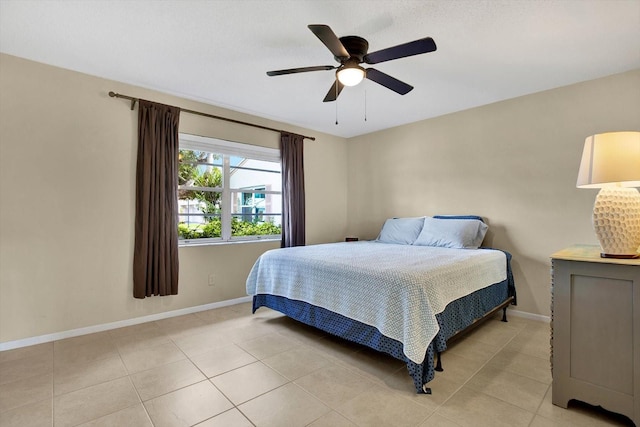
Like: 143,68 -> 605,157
346,69 -> 640,316
1,52 -> 638,344
0,54 -> 348,343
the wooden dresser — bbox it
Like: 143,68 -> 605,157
551,245 -> 639,425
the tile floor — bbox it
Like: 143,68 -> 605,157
0,302 -> 634,427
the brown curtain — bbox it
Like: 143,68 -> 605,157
133,100 -> 180,298
280,132 -> 306,247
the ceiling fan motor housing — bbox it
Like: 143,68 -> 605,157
337,36 -> 369,62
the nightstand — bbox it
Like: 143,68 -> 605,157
551,245 -> 639,425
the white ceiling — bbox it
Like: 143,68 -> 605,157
1,0 -> 639,138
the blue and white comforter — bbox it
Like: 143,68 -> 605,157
246,241 -> 506,363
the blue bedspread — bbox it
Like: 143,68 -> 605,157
253,277 -> 512,393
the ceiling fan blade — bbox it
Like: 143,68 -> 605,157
308,24 -> 350,61
365,68 -> 413,95
364,37 -> 436,64
323,79 -> 345,102
266,65 -> 335,76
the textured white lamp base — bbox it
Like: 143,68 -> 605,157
593,187 -> 640,258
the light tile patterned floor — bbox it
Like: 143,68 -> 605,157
0,303 -> 634,427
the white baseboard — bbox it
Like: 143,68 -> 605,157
1,298 -> 550,352
508,309 -> 550,323
0,296 -> 253,352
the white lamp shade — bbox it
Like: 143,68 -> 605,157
337,67 -> 365,87
576,131 -> 640,188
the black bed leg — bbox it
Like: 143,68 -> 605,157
501,306 -> 508,322
435,352 -> 443,372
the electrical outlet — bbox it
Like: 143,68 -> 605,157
208,274 -> 216,286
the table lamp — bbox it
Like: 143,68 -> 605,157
576,131 -> 640,258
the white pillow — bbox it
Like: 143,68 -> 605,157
412,217 -> 488,249
376,217 -> 425,245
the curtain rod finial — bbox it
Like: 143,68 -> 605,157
108,91 -> 116,97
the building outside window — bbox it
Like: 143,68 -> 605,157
177,133 -> 281,245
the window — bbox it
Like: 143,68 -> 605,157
177,133 -> 281,245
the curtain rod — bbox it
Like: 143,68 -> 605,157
108,91 -> 316,141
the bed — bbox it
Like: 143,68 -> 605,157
246,215 -> 516,394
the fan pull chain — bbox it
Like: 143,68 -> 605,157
364,89 -> 367,122
335,82 -> 339,125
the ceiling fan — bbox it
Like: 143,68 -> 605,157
266,24 -> 437,102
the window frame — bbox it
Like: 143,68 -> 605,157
178,133 -> 281,246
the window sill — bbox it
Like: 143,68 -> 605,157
179,238 -> 280,248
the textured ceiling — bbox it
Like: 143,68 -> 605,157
1,0 -> 639,138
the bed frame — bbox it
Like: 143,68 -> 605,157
434,294 -> 515,373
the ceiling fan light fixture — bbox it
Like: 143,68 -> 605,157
337,65 -> 365,86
